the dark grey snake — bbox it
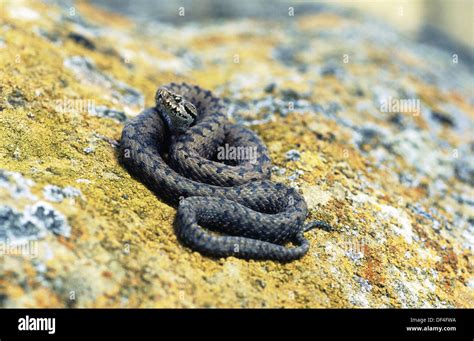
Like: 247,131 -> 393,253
119,82 -> 331,262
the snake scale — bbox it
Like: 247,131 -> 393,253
119,82 -> 331,262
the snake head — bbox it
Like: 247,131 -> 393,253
155,88 -> 198,134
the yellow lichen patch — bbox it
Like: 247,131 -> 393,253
297,13 -> 351,31
75,0 -> 134,29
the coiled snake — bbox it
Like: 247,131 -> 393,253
119,82 -> 331,262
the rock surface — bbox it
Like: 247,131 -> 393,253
0,1 -> 473,307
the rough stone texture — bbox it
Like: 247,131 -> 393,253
0,1 -> 472,308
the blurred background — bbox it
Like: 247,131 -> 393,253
91,0 -> 474,67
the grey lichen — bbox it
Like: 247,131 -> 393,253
0,202 -> 71,245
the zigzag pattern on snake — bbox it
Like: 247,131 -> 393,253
119,82 -> 331,262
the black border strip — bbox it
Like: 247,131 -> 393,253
0,308 -> 471,340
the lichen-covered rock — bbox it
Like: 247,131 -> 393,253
0,1 -> 472,308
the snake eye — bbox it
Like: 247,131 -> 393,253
174,96 -> 181,103
184,102 -> 197,120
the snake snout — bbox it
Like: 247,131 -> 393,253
156,87 -> 199,134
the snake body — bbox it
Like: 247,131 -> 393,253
120,82 -> 329,262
